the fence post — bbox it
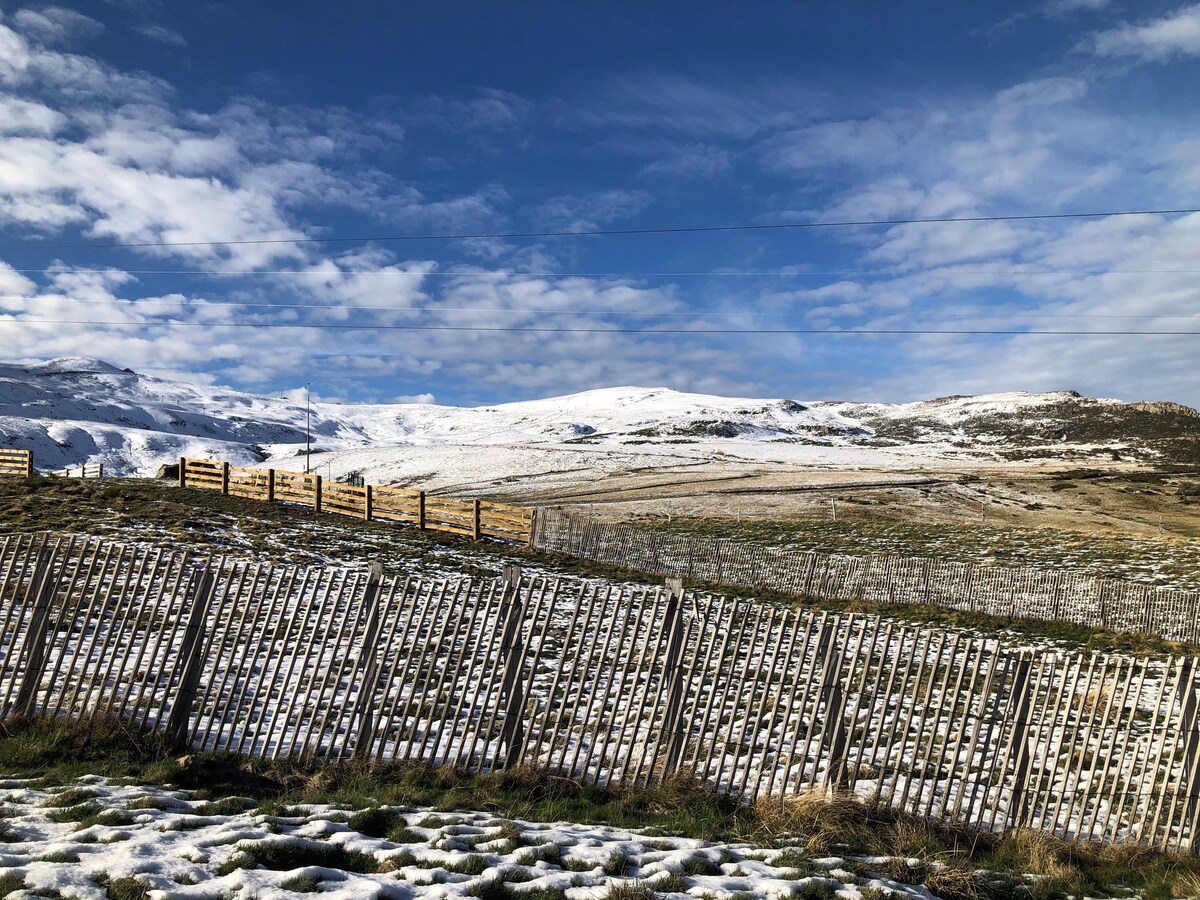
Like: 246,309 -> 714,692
178,456 -> 186,488
1173,660 -> 1200,852
364,485 -> 373,522
527,509 -> 538,548
266,468 -> 275,503
24,450 -> 33,478
220,462 -> 230,495
497,565 -> 529,768
417,491 -> 426,529
351,562 -> 386,759
659,577 -> 690,778
814,619 -> 852,791
96,463 -> 103,481
11,548 -> 59,718
1005,655 -> 1037,829
314,475 -> 323,513
164,566 -> 219,745
473,499 -> 482,540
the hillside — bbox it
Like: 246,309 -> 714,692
3,358 -> 1199,484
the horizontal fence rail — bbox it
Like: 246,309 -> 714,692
47,462 -> 104,479
0,448 -> 33,478
2,532 -> 1200,851
177,456 -> 533,544
531,510 -> 1200,644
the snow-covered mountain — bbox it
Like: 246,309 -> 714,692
2,358 -> 1198,483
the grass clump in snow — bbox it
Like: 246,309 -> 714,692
104,877 -> 150,900
347,805 -> 405,837
236,838 -> 380,874
605,883 -> 654,900
0,873 -> 26,897
281,874 -> 322,892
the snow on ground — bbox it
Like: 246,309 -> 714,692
0,357 -> 1157,483
0,777 -> 931,900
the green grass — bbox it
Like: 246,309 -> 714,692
230,839 -> 380,873
104,878 -> 150,900
347,805 -> 406,838
281,874 -> 323,892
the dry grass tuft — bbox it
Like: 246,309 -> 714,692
921,866 -> 988,900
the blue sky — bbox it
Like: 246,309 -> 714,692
1,1 -> 1199,406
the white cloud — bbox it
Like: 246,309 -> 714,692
0,95 -> 61,134
533,190 -> 652,232
640,144 -> 731,180
11,7 -> 103,44
133,23 -> 185,46
1085,3 -> 1200,60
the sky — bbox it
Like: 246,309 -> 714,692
0,1 -> 1198,407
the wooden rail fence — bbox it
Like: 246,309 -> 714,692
531,509 -> 1200,644
177,456 -> 533,543
47,462 -> 104,479
0,449 -> 33,478
3,532 -> 1200,851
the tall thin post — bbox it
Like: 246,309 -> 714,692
473,499 -> 482,541
305,382 -> 311,475
351,562 -> 387,758
12,549 -> 59,717
164,567 -> 219,745
658,577 -> 690,778
497,565 -> 529,768
178,456 -> 186,488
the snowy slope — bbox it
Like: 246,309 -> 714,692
2,357 -> 1196,481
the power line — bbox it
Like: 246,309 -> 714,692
4,294 -> 1200,319
2,317 -> 1197,335
9,266 -> 1200,277
7,207 -> 1199,251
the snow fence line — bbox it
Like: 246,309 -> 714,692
529,508 -> 1200,644
3,531 -> 1200,853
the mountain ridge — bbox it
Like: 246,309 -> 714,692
2,358 -> 1198,479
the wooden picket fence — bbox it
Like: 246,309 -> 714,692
0,449 -> 33,478
531,510 -> 1200,644
177,457 -> 533,543
3,531 -> 1200,851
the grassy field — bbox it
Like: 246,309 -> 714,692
650,515 -> 1200,591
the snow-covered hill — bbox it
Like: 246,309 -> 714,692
2,358 -> 1198,484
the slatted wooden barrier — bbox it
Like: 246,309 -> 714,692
178,457 -> 533,543
3,531 -> 1200,851
0,448 -> 33,478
